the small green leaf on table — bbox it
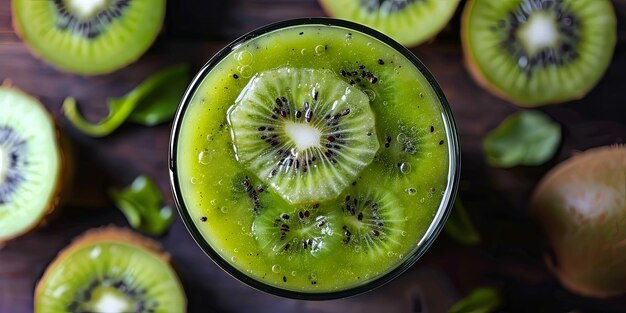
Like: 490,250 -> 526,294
63,65 -> 189,137
449,287 -> 502,313
483,110 -> 561,168
109,175 -> 174,236
444,199 -> 481,245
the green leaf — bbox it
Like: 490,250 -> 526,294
109,175 -> 174,236
128,65 -> 188,126
449,287 -> 502,313
483,111 -> 561,168
444,199 -> 481,245
63,65 -> 189,137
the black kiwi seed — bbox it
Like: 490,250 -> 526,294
233,74 -> 239,79
241,177 -> 261,213
378,59 -> 385,65
340,65 -> 379,88
385,136 -> 391,148
200,216 -> 207,222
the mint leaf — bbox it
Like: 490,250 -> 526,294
63,65 -> 189,137
449,287 -> 502,313
444,199 -> 481,245
109,175 -> 174,236
483,111 -> 561,168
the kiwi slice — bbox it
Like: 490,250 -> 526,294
337,187 -> 406,256
12,0 -> 165,75
227,67 -> 379,205
0,84 -> 67,242
35,227 -> 186,313
252,203 -> 339,260
462,0 -> 617,106
319,0 -> 460,47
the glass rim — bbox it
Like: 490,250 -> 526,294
169,17 -> 461,301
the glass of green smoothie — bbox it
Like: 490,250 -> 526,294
169,18 -> 460,299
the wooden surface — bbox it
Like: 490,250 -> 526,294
1,0 -> 626,312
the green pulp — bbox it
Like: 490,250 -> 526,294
176,24 -> 450,293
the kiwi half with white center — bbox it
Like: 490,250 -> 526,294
0,85 -> 67,242
319,0 -> 460,47
337,187 -> 405,256
462,0 -> 616,106
12,0 -> 165,75
228,67 -> 379,205
35,227 -> 186,313
252,203 -> 339,260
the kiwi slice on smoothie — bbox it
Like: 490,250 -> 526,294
0,84 -> 68,243
228,67 -> 379,205
319,0 -> 460,46
336,187 -> 406,255
35,227 -> 186,313
253,202 -> 339,260
462,0 -> 617,106
12,0 -> 165,75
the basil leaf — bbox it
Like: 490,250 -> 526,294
444,199 -> 480,245
483,111 -> 561,168
128,65 -> 188,126
63,96 -> 137,137
109,175 -> 174,236
63,65 -> 189,137
449,287 -> 502,313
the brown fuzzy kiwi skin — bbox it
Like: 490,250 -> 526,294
10,1 -> 163,76
530,145 -> 626,298
460,1 -> 606,108
0,82 -> 73,244
34,227 -> 182,304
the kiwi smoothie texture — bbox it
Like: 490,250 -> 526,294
175,23 -> 451,293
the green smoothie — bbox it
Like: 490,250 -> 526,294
174,21 -> 453,294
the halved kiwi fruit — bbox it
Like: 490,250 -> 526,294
319,0 -> 460,47
12,0 -> 165,75
462,0 -> 617,106
35,227 -> 186,312
228,67 -> 379,205
0,84 -> 69,243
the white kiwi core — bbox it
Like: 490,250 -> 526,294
516,12 -> 559,57
284,122 -> 322,152
65,0 -> 108,18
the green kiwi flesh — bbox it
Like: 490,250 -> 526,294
0,85 -> 64,242
12,0 -> 165,75
35,227 -> 186,313
462,0 -> 617,106
319,0 -> 460,47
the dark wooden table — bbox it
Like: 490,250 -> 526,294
1,1 -> 626,312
